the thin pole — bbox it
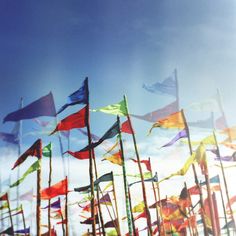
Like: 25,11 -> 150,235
48,142 -> 52,236
36,140 -> 42,236
124,95 -> 153,235
117,115 -> 133,235
21,204 -> 27,236
60,209 -> 65,236
213,132 -> 236,231
111,171 -> 121,236
65,176 -> 69,236
181,109 -> 209,235
6,193 -> 14,230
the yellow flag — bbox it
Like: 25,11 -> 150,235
132,201 -> 145,213
149,111 -> 185,135
181,134 -> 215,146
103,181 -> 113,192
103,152 -> 123,166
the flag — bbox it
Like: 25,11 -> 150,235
214,153 -> 236,162
3,92 -> 56,123
222,219 -> 236,229
149,111 -> 185,135
0,132 -> 19,144
99,193 -> 112,206
66,150 -> 90,160
80,120 -> 119,151
92,99 -> 127,116
42,143 -> 52,157
50,106 -> 87,135
132,201 -> 145,213
195,143 -> 207,174
104,219 -> 119,228
0,226 -> 14,235
215,115 -> 227,130
0,202 -> 8,210
42,198 -> 61,209
57,78 -> 88,114
129,173 -> 158,187
12,139 -> 42,170
131,100 -> 178,123
102,151 -> 122,166
188,114 -> 214,129
142,72 -> 177,97
11,189 -> 34,202
0,193 -> 7,201
10,160 -> 41,188
201,175 -> 220,186
80,214 -> 99,224
41,178 -> 68,200
161,129 -> 187,148
188,186 -> 200,195
130,158 -> 151,172
134,211 -> 147,221
221,126 -> 236,141
121,120 -> 134,134
226,195 -> 236,209
57,219 -> 67,225
14,227 -> 30,234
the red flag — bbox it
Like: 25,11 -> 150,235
50,106 -> 87,135
56,219 -> 67,225
130,158 -> 151,172
66,150 -> 90,160
41,178 -> 68,200
12,139 -> 42,170
188,185 -> 200,195
226,195 -> 236,209
134,211 -> 147,221
121,120 -> 134,134
0,193 -> 7,201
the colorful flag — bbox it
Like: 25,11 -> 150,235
66,150 -> 90,160
188,186 -> 200,195
0,132 -> 19,144
42,143 -> 52,157
221,126 -> 236,141
149,111 -> 185,135
188,114 -> 214,129
80,120 -> 119,151
57,78 -> 88,114
134,211 -> 147,221
12,139 -> 42,170
215,154 -> 236,162
57,219 -> 67,225
0,226 -> 14,235
99,193 -> 112,206
41,178 -> 68,200
222,219 -> 235,229
132,201 -> 145,213
50,106 -> 87,135
142,72 -> 177,97
104,219 -> 119,228
102,151 -> 122,166
0,193 -> 7,201
10,160 -> 41,188
131,100 -> 178,123
130,158 -> 151,172
201,175 -> 220,186
92,99 -> 127,116
121,120 -> 134,134
3,92 -> 56,122
0,202 -> 8,210
14,227 -> 30,234
80,214 -> 99,224
42,198 -> 61,209
161,129 -> 187,148
129,173 -> 158,187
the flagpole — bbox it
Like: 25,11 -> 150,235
65,176 -> 69,236
181,109 -> 209,235
117,115 -> 133,235
36,139 -> 42,236
213,132 -> 236,230
60,209 -> 65,236
48,142 -> 52,236
20,204 -> 27,236
111,171 -> 121,236
85,78 -> 96,235
6,193 -> 14,231
124,95 -> 153,235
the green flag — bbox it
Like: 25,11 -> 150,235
42,143 -> 52,157
92,99 -> 127,116
0,202 -> 8,210
10,160 -> 41,188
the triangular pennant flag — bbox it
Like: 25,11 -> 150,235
0,226 -> 14,235
42,198 -> 61,209
0,193 -> 7,201
42,143 -> 52,157
130,158 -> 151,172
99,193 -> 112,206
66,150 -> 90,160
14,227 -> 30,234
3,92 -> 56,122
57,78 -> 88,114
161,129 -> 187,148
121,120 -> 134,134
103,151 -> 122,166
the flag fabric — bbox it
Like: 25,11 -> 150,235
0,202 -> 8,210
188,114 -> 214,129
201,175 -> 220,186
130,158 -> 151,172
222,219 -> 235,229
149,111 -> 185,135
10,160 -> 41,188
41,178 -> 68,200
12,139 -> 42,170
102,151 -> 122,166
11,189 -> 34,202
0,193 -> 7,201
188,186 -> 200,195
99,193 -> 112,206
66,150 -> 90,160
57,78 -> 88,114
0,132 -> 19,144
132,201 -> 145,213
80,120 -> 119,151
42,143 -> 52,157
80,214 -> 99,224
129,173 -> 158,187
14,227 -> 30,234
121,120 -> 134,134
92,99 -> 127,116
161,129 -> 187,148
214,153 -> 236,162
142,72 -> 177,97
104,219 -> 119,228
50,106 -> 87,135
131,100 -> 179,123
42,198 -> 61,209
221,126 -> 236,141
3,92 -> 56,123
0,226 -> 14,235
226,195 -> 236,209
215,115 -> 227,130
134,211 -> 147,221
57,219 -> 67,225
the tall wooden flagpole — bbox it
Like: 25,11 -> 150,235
36,139 -> 42,236
48,142 -> 52,236
181,109 -> 209,235
117,115 -> 133,235
21,204 -> 27,236
85,77 -> 96,235
6,193 -> 14,231
124,95 -> 153,235
65,176 -> 69,236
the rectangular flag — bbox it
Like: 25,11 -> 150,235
57,77 -> 88,114
42,143 -> 52,157
142,71 -> 177,97
14,227 -> 30,234
3,92 -> 56,122
41,178 -> 68,200
50,106 -> 87,135
161,129 -> 187,148
12,139 -> 42,170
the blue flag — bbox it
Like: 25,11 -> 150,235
3,92 -> 56,123
143,71 -> 177,97
14,227 -> 30,234
57,78 -> 88,114
0,132 -> 18,144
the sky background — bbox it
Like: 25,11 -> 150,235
1,1 -> 236,235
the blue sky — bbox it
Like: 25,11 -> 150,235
1,1 -> 236,234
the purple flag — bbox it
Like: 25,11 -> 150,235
161,129 -> 187,148
3,92 -> 56,123
104,219 -> 119,228
42,198 -> 61,209
0,132 -> 18,144
14,227 -> 30,234
100,193 -> 112,205
131,100 -> 178,123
